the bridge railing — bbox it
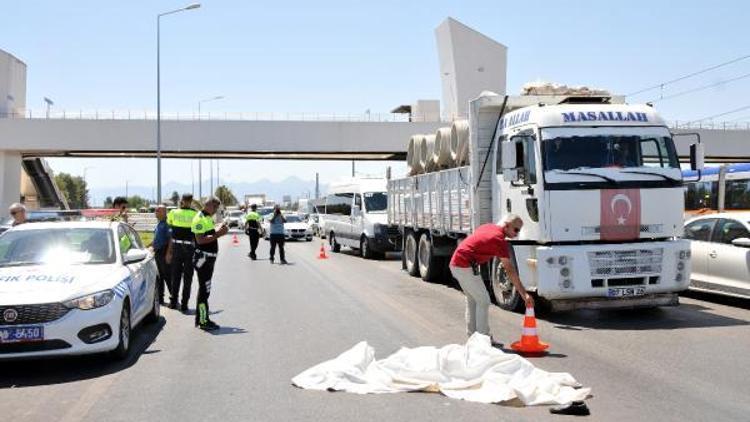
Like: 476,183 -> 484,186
0,110 -> 449,123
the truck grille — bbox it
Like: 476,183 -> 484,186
588,248 -> 663,277
0,303 -> 70,325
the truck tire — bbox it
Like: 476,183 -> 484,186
418,233 -> 443,282
329,232 -> 341,253
491,259 -> 524,312
404,231 -> 420,277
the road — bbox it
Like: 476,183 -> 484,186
1,233 -> 749,422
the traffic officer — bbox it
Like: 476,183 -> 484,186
244,204 -> 262,260
111,197 -> 129,223
167,193 -> 198,312
192,196 -> 229,331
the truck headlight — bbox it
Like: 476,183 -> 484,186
64,290 -> 114,310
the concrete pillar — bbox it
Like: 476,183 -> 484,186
0,151 -> 22,217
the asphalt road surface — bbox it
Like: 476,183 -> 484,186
1,234 -> 749,422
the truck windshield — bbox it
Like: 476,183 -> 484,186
542,131 -> 679,171
363,192 -> 387,212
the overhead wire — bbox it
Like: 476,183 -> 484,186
685,104 -> 750,124
626,54 -> 750,97
649,71 -> 750,103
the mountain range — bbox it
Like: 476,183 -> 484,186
88,176 -> 327,206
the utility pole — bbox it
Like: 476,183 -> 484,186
315,173 -> 319,199
209,160 -> 214,197
351,160 -> 355,177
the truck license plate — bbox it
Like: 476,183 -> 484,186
608,287 -> 646,298
0,325 -> 44,343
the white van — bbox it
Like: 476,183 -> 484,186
323,178 -> 399,259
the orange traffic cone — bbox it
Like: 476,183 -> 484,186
232,234 -> 240,247
510,306 -> 549,355
317,242 -> 328,260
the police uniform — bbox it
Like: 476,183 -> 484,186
244,210 -> 262,260
192,211 -> 219,329
168,207 -> 198,310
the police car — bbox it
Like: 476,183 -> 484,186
0,221 -> 160,360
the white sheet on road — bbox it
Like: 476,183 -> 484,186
292,333 -> 591,406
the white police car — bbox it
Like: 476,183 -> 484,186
0,221 -> 160,360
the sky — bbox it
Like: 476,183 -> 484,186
2,0 -> 750,201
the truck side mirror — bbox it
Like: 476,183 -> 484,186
690,143 -> 704,172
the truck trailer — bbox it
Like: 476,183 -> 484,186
388,91 -> 704,311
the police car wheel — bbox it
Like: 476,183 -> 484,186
145,280 -> 160,324
330,233 -> 341,253
112,303 -> 132,360
360,236 -> 373,259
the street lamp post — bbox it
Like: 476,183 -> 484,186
157,3 -> 201,206
196,95 -> 224,200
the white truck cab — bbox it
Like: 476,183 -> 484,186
324,178 -> 399,259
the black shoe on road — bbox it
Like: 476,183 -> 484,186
168,303 -> 177,310
549,401 -> 590,416
180,304 -> 189,313
269,258 -> 274,264
280,259 -> 289,265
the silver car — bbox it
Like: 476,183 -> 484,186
684,212 -> 750,298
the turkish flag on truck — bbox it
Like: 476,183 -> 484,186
600,189 -> 641,241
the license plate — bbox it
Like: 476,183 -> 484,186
0,325 -> 45,343
608,287 -> 646,298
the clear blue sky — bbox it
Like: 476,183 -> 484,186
2,1 -> 749,199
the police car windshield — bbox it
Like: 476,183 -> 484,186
363,192 -> 387,212
0,228 -> 116,267
542,133 -> 679,171
284,215 -> 302,223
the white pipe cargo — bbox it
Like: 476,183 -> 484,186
407,134 -> 424,175
433,127 -> 454,169
419,134 -> 437,173
451,120 -> 470,165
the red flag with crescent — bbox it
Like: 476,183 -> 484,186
600,189 -> 641,241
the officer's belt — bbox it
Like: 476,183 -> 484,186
172,239 -> 194,245
195,250 -> 218,258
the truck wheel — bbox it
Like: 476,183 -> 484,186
329,232 -> 341,253
491,259 -> 524,312
404,232 -> 420,276
418,233 -> 443,282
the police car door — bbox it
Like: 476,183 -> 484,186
352,193 -> 363,242
119,224 -> 149,321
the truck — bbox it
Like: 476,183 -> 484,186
387,91 -> 705,312
244,194 -> 266,208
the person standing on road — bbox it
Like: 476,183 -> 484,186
192,197 -> 229,331
8,203 -> 27,226
449,214 -> 533,339
167,193 -> 198,312
244,204 -> 262,260
150,204 -> 172,305
268,205 -> 287,265
111,197 -> 129,223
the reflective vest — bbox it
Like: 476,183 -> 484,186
245,211 -> 261,229
168,208 -> 198,241
192,211 -> 218,253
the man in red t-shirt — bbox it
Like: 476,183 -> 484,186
449,214 -> 533,338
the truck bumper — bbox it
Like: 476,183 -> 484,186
535,240 -> 692,302
548,292 -> 679,312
